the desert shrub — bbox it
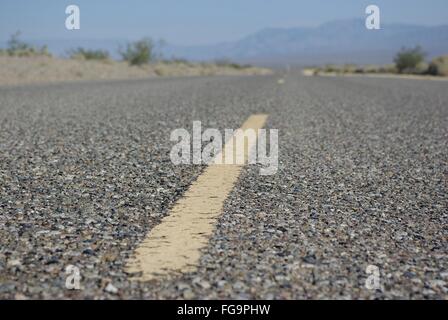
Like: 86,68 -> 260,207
240,64 -> 253,69
214,58 -> 232,67
394,46 -> 426,73
68,47 -> 110,60
414,61 -> 429,74
119,38 -> 155,66
364,65 -> 381,73
427,55 -> 448,76
161,57 -> 195,67
168,57 -> 189,64
5,31 -> 51,57
7,31 -> 29,53
341,64 -> 357,73
214,59 -> 248,69
323,64 -> 340,73
378,64 -> 398,74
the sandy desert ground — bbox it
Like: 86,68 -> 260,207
0,56 -> 272,86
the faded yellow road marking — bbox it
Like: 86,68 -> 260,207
126,114 -> 268,281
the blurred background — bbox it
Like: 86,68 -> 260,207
0,0 -> 447,65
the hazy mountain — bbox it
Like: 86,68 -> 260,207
163,19 -> 448,66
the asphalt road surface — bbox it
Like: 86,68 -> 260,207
0,72 -> 447,299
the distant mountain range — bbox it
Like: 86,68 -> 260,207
163,19 -> 448,66
3,19 -> 448,66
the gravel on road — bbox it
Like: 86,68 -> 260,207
0,73 -> 447,299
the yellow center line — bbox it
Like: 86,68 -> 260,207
125,114 -> 268,281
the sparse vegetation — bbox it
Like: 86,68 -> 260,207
341,64 -> 357,74
214,58 -> 252,70
3,31 -> 51,57
307,46 -> 447,78
378,64 -> 398,74
163,57 -> 194,66
310,63 -> 410,76
428,55 -> 448,76
68,47 -> 110,60
323,64 -> 338,73
394,46 -> 426,74
119,38 -> 155,66
0,34 -> 271,85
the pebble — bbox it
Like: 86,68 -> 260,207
105,283 -> 118,294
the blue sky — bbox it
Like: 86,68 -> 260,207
1,0 -> 447,45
